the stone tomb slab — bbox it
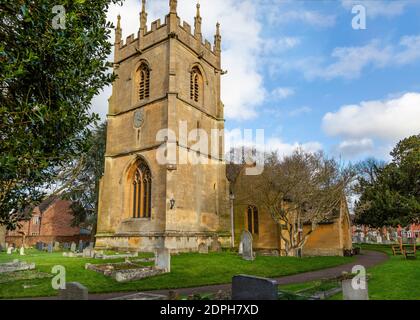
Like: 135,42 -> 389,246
0,260 -> 36,274
85,261 -> 167,283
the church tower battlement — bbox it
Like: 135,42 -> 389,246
96,0 -> 230,252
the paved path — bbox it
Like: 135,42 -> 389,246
86,250 -> 388,300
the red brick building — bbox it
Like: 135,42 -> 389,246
6,197 -> 91,247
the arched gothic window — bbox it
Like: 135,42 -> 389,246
139,64 -> 150,100
132,160 -> 152,218
190,67 -> 203,103
247,205 -> 259,234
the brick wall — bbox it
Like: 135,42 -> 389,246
6,199 -> 90,246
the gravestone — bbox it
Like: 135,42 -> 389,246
83,248 -> 94,258
47,243 -> 53,253
19,247 -> 25,256
58,282 -> 88,300
238,241 -> 243,254
342,279 -> 369,300
197,243 -> 209,254
88,242 -> 94,249
232,275 -> 278,300
210,239 -> 222,252
240,230 -> 254,261
63,243 -> 70,250
155,248 -> 171,272
376,235 -> 382,244
54,242 -> 60,251
78,240 -> 84,252
7,247 -> 13,255
70,242 -> 77,252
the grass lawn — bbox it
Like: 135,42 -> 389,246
357,244 -> 420,300
285,244 -> 420,300
0,249 -> 353,299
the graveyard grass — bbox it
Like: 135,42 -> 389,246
0,249 -> 353,299
356,244 -> 420,300
322,244 -> 420,300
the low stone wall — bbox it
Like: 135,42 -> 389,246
6,235 -> 91,247
302,248 -> 345,257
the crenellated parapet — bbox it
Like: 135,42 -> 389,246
114,0 -> 221,68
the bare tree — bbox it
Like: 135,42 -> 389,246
234,149 -> 354,256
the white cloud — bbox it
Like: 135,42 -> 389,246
341,0 -> 415,18
271,87 -> 295,100
280,35 -> 420,80
262,37 -> 301,54
91,0 -> 269,121
267,7 -> 336,28
225,128 -> 322,159
323,92 -> 420,143
336,138 -> 374,157
288,106 -> 311,117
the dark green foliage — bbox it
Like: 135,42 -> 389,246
61,122 -> 107,233
355,135 -> 420,227
0,0 -> 121,228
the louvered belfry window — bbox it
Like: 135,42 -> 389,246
139,64 -> 150,100
190,67 -> 202,103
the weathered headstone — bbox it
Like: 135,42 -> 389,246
78,240 -> 84,252
240,230 -> 254,261
232,275 -> 278,300
19,247 -> 25,256
210,239 -> 222,252
198,243 -> 209,254
58,282 -> 88,300
155,248 -> 171,272
54,241 -> 60,251
70,242 -> 77,252
47,243 -> 53,253
376,235 -> 382,244
88,242 -> 94,249
342,279 -> 369,300
83,248 -> 94,258
7,247 -> 13,255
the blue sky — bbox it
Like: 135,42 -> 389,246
94,0 -> 420,163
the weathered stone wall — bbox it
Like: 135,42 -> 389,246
302,223 -> 343,256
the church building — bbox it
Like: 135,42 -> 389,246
95,0 -> 231,252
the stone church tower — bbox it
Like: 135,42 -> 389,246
96,0 -> 231,252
